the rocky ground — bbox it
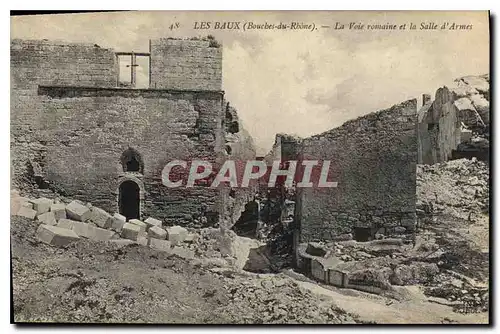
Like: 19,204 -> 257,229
11,215 -> 358,324
11,158 -> 489,324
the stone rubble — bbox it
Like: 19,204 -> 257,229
66,200 -> 92,222
36,224 -> 80,246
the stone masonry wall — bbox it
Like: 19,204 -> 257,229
296,99 -> 418,242
150,38 -> 222,91
35,87 -> 224,224
11,39 -> 118,187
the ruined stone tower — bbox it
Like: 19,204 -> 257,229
11,37 -> 230,225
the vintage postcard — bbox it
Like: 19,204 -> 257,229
10,11 -> 490,324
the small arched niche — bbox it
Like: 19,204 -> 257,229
121,147 -> 144,174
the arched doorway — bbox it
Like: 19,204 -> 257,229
119,180 -> 140,220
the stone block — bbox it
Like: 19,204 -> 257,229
111,213 -> 126,232
149,238 -> 171,252
15,207 -> 37,220
66,200 -> 91,222
311,258 -> 327,282
136,235 -> 148,246
50,203 -> 67,220
57,219 -> 90,238
121,223 -> 141,241
129,219 -> 147,233
37,211 -> 57,226
90,207 -> 113,229
36,224 -> 80,247
306,242 -> 327,257
144,217 -> 162,230
166,226 -> 188,245
148,225 -> 167,240
32,198 -> 53,215
87,225 -> 116,242
21,201 -> 34,210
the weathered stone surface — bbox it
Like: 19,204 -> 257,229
311,256 -> 344,283
90,206 -> 113,229
297,99 -> 418,242
136,235 -> 148,246
57,219 -> 115,241
66,200 -> 91,222
129,219 -> 147,233
36,224 -> 79,246
306,242 -> 328,257
32,198 -> 53,215
87,225 -> 116,242
111,213 -> 126,232
148,225 -> 167,240
15,207 -> 37,220
171,246 -> 195,259
328,269 -> 349,287
11,196 -> 30,215
50,203 -> 67,220
37,211 -> 57,226
184,233 -> 198,243
57,219 -> 90,238
109,239 -> 135,247
149,238 -> 171,252
311,258 -> 328,282
121,223 -> 141,241
144,217 -> 162,230
166,226 -> 188,245
391,262 -> 439,285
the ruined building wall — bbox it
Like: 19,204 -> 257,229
11,38 -> 225,225
11,39 -> 118,187
150,38 -> 222,91
296,99 -> 418,242
417,74 -> 490,165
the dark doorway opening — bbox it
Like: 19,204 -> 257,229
353,227 -> 373,242
232,201 -> 259,238
119,181 -> 140,220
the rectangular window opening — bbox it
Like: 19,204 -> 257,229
116,52 -> 150,89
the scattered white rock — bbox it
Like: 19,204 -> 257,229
111,213 -> 126,232
90,206 -> 113,229
50,203 -> 67,220
166,226 -> 188,246
15,207 -> 37,220
121,223 -> 141,241
129,219 -> 147,233
32,198 -> 53,215
37,211 -> 57,226
36,224 -> 79,246
144,217 -> 162,230
148,225 -> 167,240
66,200 -> 91,222
136,235 -> 148,246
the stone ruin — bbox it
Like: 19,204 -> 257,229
10,36 -> 490,295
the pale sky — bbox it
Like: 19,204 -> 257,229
11,11 -> 490,154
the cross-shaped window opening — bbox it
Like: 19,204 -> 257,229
116,52 -> 150,88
